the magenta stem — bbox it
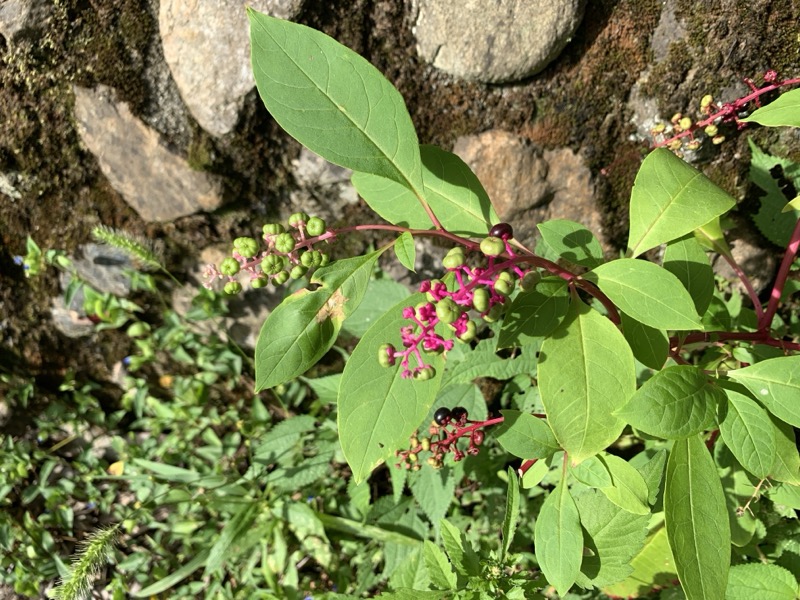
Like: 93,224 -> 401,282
760,215 -> 800,330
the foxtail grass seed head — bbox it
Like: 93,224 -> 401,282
91,226 -> 163,272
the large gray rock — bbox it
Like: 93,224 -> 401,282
0,0 -> 51,44
73,85 -> 223,222
159,0 -> 305,137
412,0 -> 584,83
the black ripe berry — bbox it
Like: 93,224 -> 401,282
451,406 -> 468,424
434,407 -> 452,426
489,222 -> 513,240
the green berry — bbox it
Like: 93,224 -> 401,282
272,271 -> 290,285
442,247 -> 466,269
319,253 -> 330,266
233,236 -> 259,259
251,276 -> 269,289
435,297 -> 460,324
288,212 -> 309,228
262,223 -> 286,236
414,367 -> 435,381
219,257 -> 241,276
260,254 -> 286,275
274,233 -> 296,254
494,278 -> 512,296
520,271 -> 542,291
378,343 -> 396,367
458,320 -> 477,343
421,438 -> 431,451
480,236 -> 505,257
305,216 -> 326,237
290,264 -> 308,279
223,281 -> 243,295
483,303 -> 505,323
472,287 -> 490,313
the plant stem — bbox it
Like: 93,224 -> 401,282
720,252 -> 764,321
760,215 -> 800,330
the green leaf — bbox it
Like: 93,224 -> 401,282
718,389 -> 776,479
255,250 -> 383,391
747,139 -> 800,246
740,88 -> 800,127
204,502 -> 260,576
782,195 -> 800,212
538,301 -> 636,463
665,435 -> 730,600
132,550 -> 211,597
728,356 -> 800,427
440,519 -> 480,577
620,311 -> 669,370
423,540 -> 457,590
536,219 -> 604,268
602,526 -> 677,598
521,460 -> 550,489
443,338 -> 539,385
627,148 -> 736,257
501,467 -> 521,562
534,475 -> 583,596
599,454 -> 651,515
249,10 -> 423,191
770,416 -> 800,485
338,292 -> 445,483
571,455 -> 613,488
342,278 -> 411,338
617,365 -> 724,439
725,563 -> 798,600
395,231 -> 416,272
410,466 -> 457,535
575,489 -> 649,589
498,276 -> 570,348
586,258 -> 702,330
352,145 -> 498,235
635,449 -> 668,505
694,216 -> 733,259
494,410 -> 560,459
663,234 -> 714,316
424,383 -> 487,425
389,546 -> 431,591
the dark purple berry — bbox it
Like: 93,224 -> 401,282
489,222 -> 513,240
434,407 -> 452,426
451,406 -> 468,424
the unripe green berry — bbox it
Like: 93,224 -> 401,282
272,271 -> 290,285
233,236 -> 259,259
700,94 -> 713,109
260,254 -> 286,275
480,236 -> 505,257
274,233 -> 296,254
435,297 -> 460,324
262,223 -> 286,235
378,343 -> 396,367
408,453 -> 418,463
427,456 -> 441,468
521,271 -> 542,291
483,302 -> 505,323
251,276 -> 269,289
224,281 -> 243,295
305,216 -> 326,237
421,438 -> 431,451
288,212 -> 309,228
704,124 -> 718,137
472,287 -> 490,313
219,257 -> 241,276
319,253 -> 330,266
300,251 -> 314,267
678,116 -> 692,131
290,264 -> 308,279
425,279 -> 444,302
414,366 -> 435,381
442,247 -> 466,269
494,278 -> 512,296
458,320 -> 477,343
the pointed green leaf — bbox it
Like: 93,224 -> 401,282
770,416 -> 800,485
601,526 -> 677,598
665,435 -> 730,600
494,410 -> 560,460
498,276 -> 570,348
620,311 -> 669,370
534,476 -> 583,596
204,503 -> 260,576
627,148 -> 735,257
598,454 -> 651,515
694,216 -> 732,259
395,231 -> 416,271
342,278 -> 411,339
352,145 -> 498,235
536,219 -> 604,268
718,389 -> 776,479
728,356 -> 800,427
410,466 -> 456,534
538,302 -> 636,463
338,293 -> 445,483
586,258 -> 702,330
440,519 -> 480,577
663,234 -> 714,316
575,489 -> 649,589
571,455 -> 613,488
617,365 -> 724,439
501,467 -> 521,562
132,549 -> 211,597
249,10 -> 422,191
521,460 -> 550,489
740,88 -> 800,127
782,195 -> 800,212
726,563 -> 798,600
255,250 -> 383,390
747,139 -> 800,246
423,541 -> 457,590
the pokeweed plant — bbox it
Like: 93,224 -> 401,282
206,9 -> 800,599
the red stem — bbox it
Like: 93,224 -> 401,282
720,252 -> 764,322
760,215 -> 800,330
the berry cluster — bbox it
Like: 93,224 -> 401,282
203,212 -> 331,294
395,406 -> 488,470
379,223 -> 530,379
